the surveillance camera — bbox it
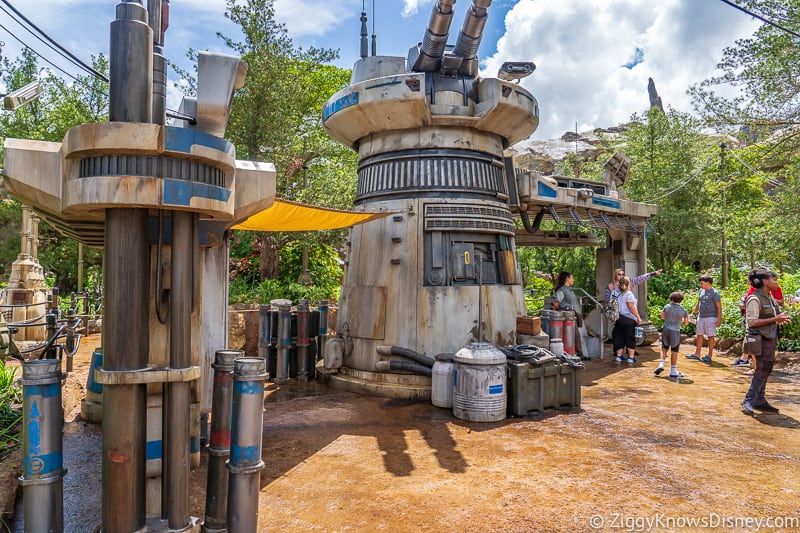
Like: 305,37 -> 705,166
3,81 -> 43,110
497,62 -> 536,82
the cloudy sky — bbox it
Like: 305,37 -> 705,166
0,0 -> 760,140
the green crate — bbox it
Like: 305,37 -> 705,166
506,359 -> 582,416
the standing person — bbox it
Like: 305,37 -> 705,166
687,275 -> 722,364
553,271 -> 579,313
605,268 -> 663,303
553,271 -> 581,356
733,273 -> 784,367
655,292 -> 690,378
741,268 -> 790,415
613,277 -> 641,363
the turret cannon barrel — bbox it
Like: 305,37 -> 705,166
412,0 -> 456,72
412,0 -> 492,76
453,0 -> 492,76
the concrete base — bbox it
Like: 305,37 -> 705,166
321,365 -> 431,400
79,400 -> 102,423
142,515 -> 201,532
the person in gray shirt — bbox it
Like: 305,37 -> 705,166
655,292 -> 690,378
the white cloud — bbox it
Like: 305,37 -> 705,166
402,0 -> 434,17
481,0 -> 760,141
274,0 -> 362,37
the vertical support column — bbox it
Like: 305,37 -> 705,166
202,349 -> 241,533
226,357 -> 267,532
20,359 -> 65,533
104,2 -> 152,528
296,300 -> 310,381
257,304 -> 271,361
103,209 -> 149,533
317,299 -> 329,362
165,210 -> 194,530
20,205 -> 31,258
276,302 -> 291,385
29,211 -> 40,261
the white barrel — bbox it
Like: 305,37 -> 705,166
452,342 -> 507,422
550,338 -> 564,357
431,353 -> 455,408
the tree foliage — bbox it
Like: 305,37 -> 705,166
688,0 -> 800,157
0,49 -> 107,292
177,0 -> 359,286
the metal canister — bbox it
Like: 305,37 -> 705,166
549,311 -> 564,343
562,310 -> 576,356
452,343 -> 507,422
540,310 -> 551,336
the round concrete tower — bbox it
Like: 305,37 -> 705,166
322,0 -> 539,398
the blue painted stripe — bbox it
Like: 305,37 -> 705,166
592,196 -> 621,209
164,126 -> 233,156
235,381 -> 264,395
365,79 -> 402,90
488,384 -> 504,394
230,444 -> 261,464
24,452 -> 62,476
537,181 -> 558,198
24,384 -> 60,399
163,179 -> 231,206
323,92 -> 359,121
191,436 -> 200,454
146,440 -> 163,461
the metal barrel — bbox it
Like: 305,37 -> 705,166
80,347 -> 103,423
202,350 -> 241,533
276,303 -> 292,384
257,304 -> 271,360
226,357 -> 267,533
413,0 -> 457,72
453,0 -> 492,76
20,359 -> 65,533
549,311 -> 564,343
296,300 -> 311,381
562,310 -> 576,356
317,299 -> 329,362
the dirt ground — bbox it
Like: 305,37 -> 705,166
3,334 -> 800,532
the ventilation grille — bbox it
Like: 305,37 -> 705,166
78,155 -> 226,187
357,155 -> 504,200
424,203 -> 514,235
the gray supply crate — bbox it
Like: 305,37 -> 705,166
506,356 -> 582,416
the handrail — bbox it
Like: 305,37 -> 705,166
571,287 -> 607,342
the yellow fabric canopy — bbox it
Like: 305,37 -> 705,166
232,199 -> 395,232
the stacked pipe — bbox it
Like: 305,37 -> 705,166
227,357 -> 268,532
202,349 -> 241,533
296,300 -> 311,381
20,359 -> 65,532
276,302 -> 291,384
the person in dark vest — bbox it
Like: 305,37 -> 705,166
741,268 -> 791,415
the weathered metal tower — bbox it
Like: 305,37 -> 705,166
3,1 -> 275,530
322,0 -> 539,398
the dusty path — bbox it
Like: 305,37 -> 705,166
6,336 -> 800,532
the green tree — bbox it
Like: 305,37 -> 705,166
185,0 -> 358,284
616,107 -> 720,272
689,0 -> 800,157
0,49 -> 107,291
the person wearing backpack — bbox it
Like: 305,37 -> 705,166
613,276 -> 642,363
741,268 -> 791,415
733,277 -> 784,367
605,268 -> 663,303
605,268 -> 662,343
